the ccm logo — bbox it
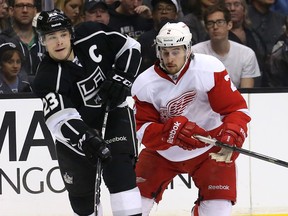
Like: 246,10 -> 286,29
113,74 -> 132,88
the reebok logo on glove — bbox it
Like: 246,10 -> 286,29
167,121 -> 182,144
162,116 -> 209,150
112,74 -> 132,88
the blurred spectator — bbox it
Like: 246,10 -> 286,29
0,0 -> 9,32
83,0 -> 110,24
42,0 -> 54,11
180,0 -> 221,44
247,0 -> 285,57
247,0 -> 286,86
149,0 -> 183,16
186,0 -> 221,20
108,0 -> 153,40
225,0 -> 266,86
2,0 -> 9,18
192,4 -> 260,88
203,0 -> 220,6
173,0 -> 184,17
0,0 -> 45,82
0,42 -> 32,93
271,0 -> 288,16
180,0 -> 196,15
138,0 -> 178,72
180,14 -> 208,44
105,0 -> 115,5
54,0 -> 84,26
268,17 -> 288,87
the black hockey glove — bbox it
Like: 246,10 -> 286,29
81,128 -> 112,164
98,70 -> 133,110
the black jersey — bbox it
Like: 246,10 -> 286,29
33,21 -> 141,153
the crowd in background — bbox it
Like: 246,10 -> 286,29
0,0 -> 288,94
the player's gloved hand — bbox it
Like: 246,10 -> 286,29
162,116 -> 209,150
98,69 -> 133,110
210,123 -> 246,163
81,128 -> 112,164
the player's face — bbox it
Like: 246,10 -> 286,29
1,52 -> 21,78
44,29 -> 73,61
159,45 -> 187,75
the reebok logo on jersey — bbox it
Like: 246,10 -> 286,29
106,136 -> 127,144
167,121 -> 181,144
208,185 -> 230,190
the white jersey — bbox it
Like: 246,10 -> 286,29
192,40 -> 261,88
132,53 -> 250,162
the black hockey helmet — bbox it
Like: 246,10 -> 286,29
36,9 -> 74,37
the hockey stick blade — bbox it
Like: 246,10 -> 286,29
195,135 -> 288,168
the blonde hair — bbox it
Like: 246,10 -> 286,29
54,0 -> 84,26
239,0 -> 251,28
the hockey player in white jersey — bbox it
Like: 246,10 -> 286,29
33,9 -> 142,216
131,22 -> 251,215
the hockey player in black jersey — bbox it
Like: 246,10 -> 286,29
33,9 -> 142,216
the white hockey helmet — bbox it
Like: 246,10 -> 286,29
156,22 -> 192,59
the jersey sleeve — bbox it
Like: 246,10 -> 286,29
208,70 -> 251,135
113,35 -> 141,80
133,96 -> 171,151
74,22 -> 141,80
33,60 -> 89,152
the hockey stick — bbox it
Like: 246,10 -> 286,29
195,135 -> 288,168
94,103 -> 110,216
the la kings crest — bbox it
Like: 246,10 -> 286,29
77,66 -> 105,108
